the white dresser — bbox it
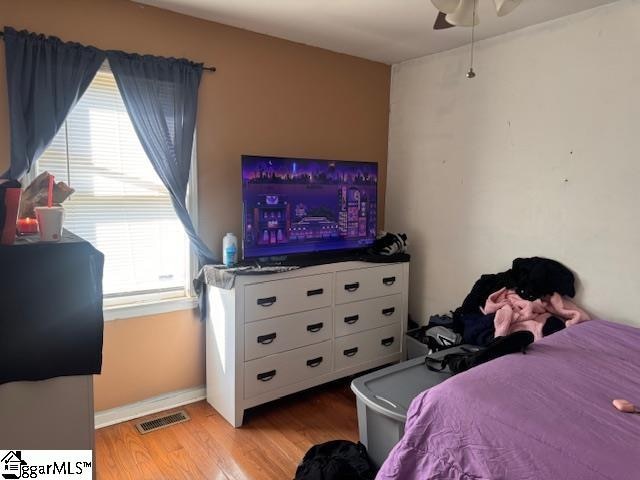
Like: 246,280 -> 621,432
205,261 -> 409,427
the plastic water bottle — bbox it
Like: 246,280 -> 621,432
222,233 -> 238,267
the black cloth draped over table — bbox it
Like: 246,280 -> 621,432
0,231 -> 104,384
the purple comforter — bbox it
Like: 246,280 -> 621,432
377,320 -> 640,480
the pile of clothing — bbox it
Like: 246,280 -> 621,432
455,257 -> 590,345
427,257 -> 591,348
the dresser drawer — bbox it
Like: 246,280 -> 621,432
334,324 -> 401,371
334,294 -> 402,337
244,341 -> 332,399
244,308 -> 332,361
245,274 -> 333,322
335,264 -> 403,304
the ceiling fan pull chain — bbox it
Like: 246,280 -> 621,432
467,0 -> 477,78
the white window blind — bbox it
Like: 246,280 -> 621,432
35,64 -> 189,299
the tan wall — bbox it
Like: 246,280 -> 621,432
96,310 -> 204,411
0,0 -> 391,410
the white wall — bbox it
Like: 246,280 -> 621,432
386,0 -> 640,327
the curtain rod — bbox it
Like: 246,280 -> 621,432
0,30 -> 217,72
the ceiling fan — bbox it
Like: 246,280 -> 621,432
431,0 -> 524,78
432,0 -> 523,30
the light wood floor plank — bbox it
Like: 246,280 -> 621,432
95,380 -> 359,479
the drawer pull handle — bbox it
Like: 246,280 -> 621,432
382,307 -> 396,316
257,296 -> 277,307
343,347 -> 359,357
381,336 -> 395,347
257,332 -> 277,345
344,315 -> 359,325
306,322 -> 324,333
382,276 -> 396,286
307,288 -> 324,297
306,356 -> 324,368
344,282 -> 360,292
257,370 -> 276,382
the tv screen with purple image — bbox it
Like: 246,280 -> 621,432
242,155 -> 378,259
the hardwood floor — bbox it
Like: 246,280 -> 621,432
95,380 -> 359,479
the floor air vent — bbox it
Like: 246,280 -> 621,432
135,410 -> 190,434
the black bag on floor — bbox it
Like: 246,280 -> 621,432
294,440 -> 376,480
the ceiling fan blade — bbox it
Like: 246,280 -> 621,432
433,11 -> 455,30
446,0 -> 479,27
494,0 -> 523,17
431,0 -> 461,14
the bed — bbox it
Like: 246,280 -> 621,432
376,320 -> 640,480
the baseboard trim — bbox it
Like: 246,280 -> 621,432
94,385 -> 206,429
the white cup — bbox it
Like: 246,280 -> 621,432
35,206 -> 65,242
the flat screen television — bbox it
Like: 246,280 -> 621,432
242,155 -> 378,260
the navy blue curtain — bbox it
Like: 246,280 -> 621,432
106,51 -> 215,265
2,27 -> 105,180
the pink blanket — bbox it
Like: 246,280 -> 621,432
482,288 -> 590,340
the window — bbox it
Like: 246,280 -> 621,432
35,63 -> 192,306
